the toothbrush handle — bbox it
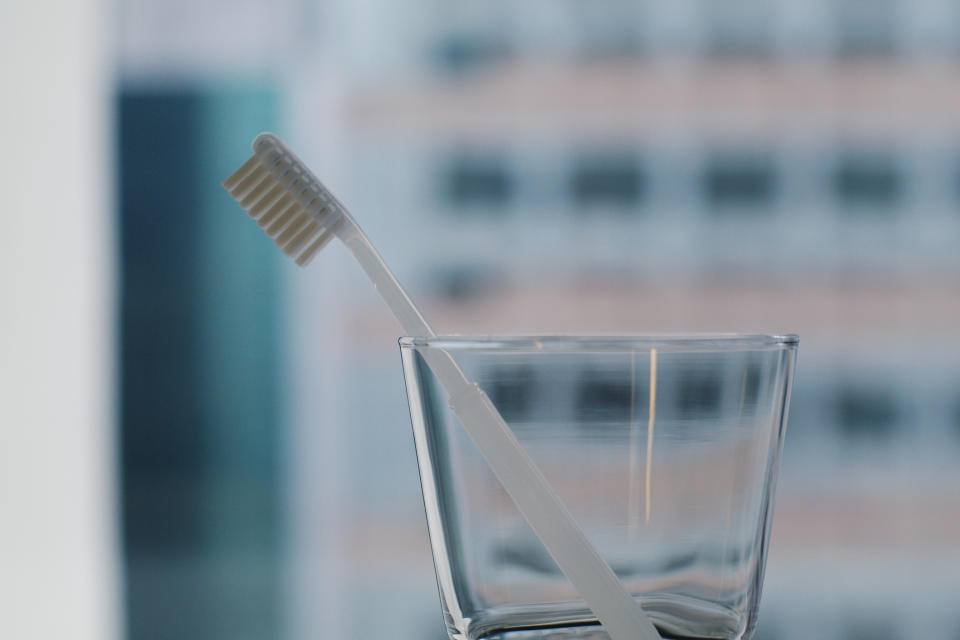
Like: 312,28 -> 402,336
446,382 -> 662,640
341,227 -> 477,388
342,229 -> 436,339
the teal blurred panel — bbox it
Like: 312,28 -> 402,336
197,89 -> 286,547
119,84 -> 286,640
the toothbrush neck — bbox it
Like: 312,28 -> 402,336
337,222 -> 436,339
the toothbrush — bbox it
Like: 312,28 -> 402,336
222,133 -> 662,640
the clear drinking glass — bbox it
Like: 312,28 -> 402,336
400,334 -> 797,640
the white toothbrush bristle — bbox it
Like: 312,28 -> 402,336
223,139 -> 347,267
249,184 -> 285,218
295,230 -> 334,266
285,221 -> 320,254
266,204 -> 302,238
222,156 -> 259,190
275,213 -> 312,247
257,195 -> 295,228
239,179 -> 275,209
230,165 -> 268,199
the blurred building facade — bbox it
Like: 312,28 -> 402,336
117,1 -> 960,639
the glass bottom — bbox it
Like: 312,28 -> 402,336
482,629 -> 725,640
480,626 -> 747,640
481,626 -> 621,640
463,596 -> 747,640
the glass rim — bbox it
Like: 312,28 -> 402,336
399,333 -> 798,351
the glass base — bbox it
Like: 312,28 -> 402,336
478,625 -> 744,640
460,596 -> 747,640
480,626 -> 614,640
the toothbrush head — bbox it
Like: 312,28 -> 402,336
222,133 -> 347,267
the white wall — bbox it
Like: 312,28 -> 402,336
0,1 -> 119,639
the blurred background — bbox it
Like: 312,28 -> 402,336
3,0 -> 960,638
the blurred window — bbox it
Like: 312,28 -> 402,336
702,0 -> 774,58
433,34 -> 511,74
443,153 -> 515,211
486,365 -> 536,423
576,374 -> 642,423
835,384 -> 899,439
702,152 -> 778,211
569,152 -> 645,210
835,0 -> 898,57
568,2 -> 643,60
833,152 -> 903,211
675,368 -> 723,418
580,33 -> 643,60
953,397 -> 960,440
431,265 -> 494,301
705,31 -> 773,58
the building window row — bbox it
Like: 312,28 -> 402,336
430,0 -> 952,71
480,364 -> 960,444
441,150 -> 917,214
